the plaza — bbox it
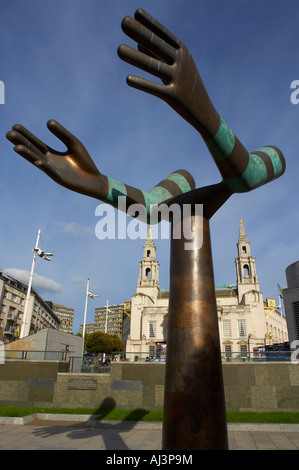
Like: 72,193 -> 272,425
1,416 -> 299,451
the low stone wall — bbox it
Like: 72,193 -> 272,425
1,361 -> 299,412
224,362 -> 299,412
0,361 -> 69,407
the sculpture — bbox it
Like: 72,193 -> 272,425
6,9 -> 285,450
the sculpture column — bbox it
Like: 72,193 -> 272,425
162,212 -> 228,450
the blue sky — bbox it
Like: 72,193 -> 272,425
1,0 -> 298,334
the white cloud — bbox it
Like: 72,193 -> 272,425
57,221 -> 93,236
5,269 -> 62,294
71,277 -> 86,285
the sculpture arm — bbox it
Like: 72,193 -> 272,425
6,120 -> 195,222
107,170 -> 195,211
118,9 -> 286,194
205,117 -> 286,192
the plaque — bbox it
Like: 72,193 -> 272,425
27,378 -> 55,388
111,380 -> 141,391
68,378 -> 97,391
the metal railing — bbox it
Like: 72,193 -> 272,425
3,350 -> 69,361
1,349 -> 293,374
222,351 -> 292,362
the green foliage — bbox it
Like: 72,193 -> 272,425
85,331 -> 124,354
2,406 -> 299,424
110,334 -> 124,352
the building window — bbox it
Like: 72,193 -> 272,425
222,320 -> 231,338
149,345 -> 155,358
225,345 -> 232,358
146,268 -> 151,279
243,264 -> 249,276
292,301 -> 299,339
240,345 -> 247,358
238,320 -> 247,337
149,321 -> 156,338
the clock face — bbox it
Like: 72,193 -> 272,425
268,300 -> 274,307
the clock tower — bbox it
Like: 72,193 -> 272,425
235,220 -> 261,303
137,226 -> 160,300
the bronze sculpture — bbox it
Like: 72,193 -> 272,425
6,9 -> 285,450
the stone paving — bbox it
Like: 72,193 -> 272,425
1,417 -> 299,450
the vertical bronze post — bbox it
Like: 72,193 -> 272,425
162,211 -> 228,450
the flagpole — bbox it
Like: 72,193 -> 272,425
82,278 -> 90,356
20,229 -> 53,339
105,300 -> 109,334
20,230 -> 41,339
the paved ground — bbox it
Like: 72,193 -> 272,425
1,417 -> 299,450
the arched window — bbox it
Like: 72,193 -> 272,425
243,264 -> 249,276
146,268 -> 151,279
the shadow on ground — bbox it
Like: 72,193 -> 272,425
31,397 -> 150,450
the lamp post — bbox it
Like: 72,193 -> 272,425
105,300 -> 109,334
20,229 -> 53,339
81,279 -> 98,356
277,296 -> 286,343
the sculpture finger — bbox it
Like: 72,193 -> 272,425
6,130 -> 47,160
8,124 -> 49,154
121,15 -> 177,65
137,44 -> 169,85
47,119 -> 78,151
137,44 -> 163,61
118,44 -> 171,84
12,143 -> 61,182
126,74 -> 168,99
12,144 -> 45,166
134,9 -> 180,50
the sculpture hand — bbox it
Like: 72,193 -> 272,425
118,8 -> 220,140
6,120 -> 108,199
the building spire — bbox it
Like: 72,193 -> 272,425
235,219 -> 260,302
137,225 -> 160,298
147,224 -> 153,241
239,219 -> 249,243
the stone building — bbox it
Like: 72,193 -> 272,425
79,303 -> 127,338
94,303 -> 124,336
46,302 -> 74,335
217,220 -> 287,358
0,270 -> 61,344
282,261 -> 299,344
124,222 -> 288,360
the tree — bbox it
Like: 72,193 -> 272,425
110,334 -> 124,352
85,331 -> 123,354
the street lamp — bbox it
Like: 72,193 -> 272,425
105,300 -> 109,334
82,278 -> 98,356
20,229 -> 53,339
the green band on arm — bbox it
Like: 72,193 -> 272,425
258,146 -> 283,177
223,154 -> 267,192
165,173 -> 192,192
142,186 -> 173,214
223,147 -> 284,193
205,117 -> 236,162
107,177 -> 127,207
